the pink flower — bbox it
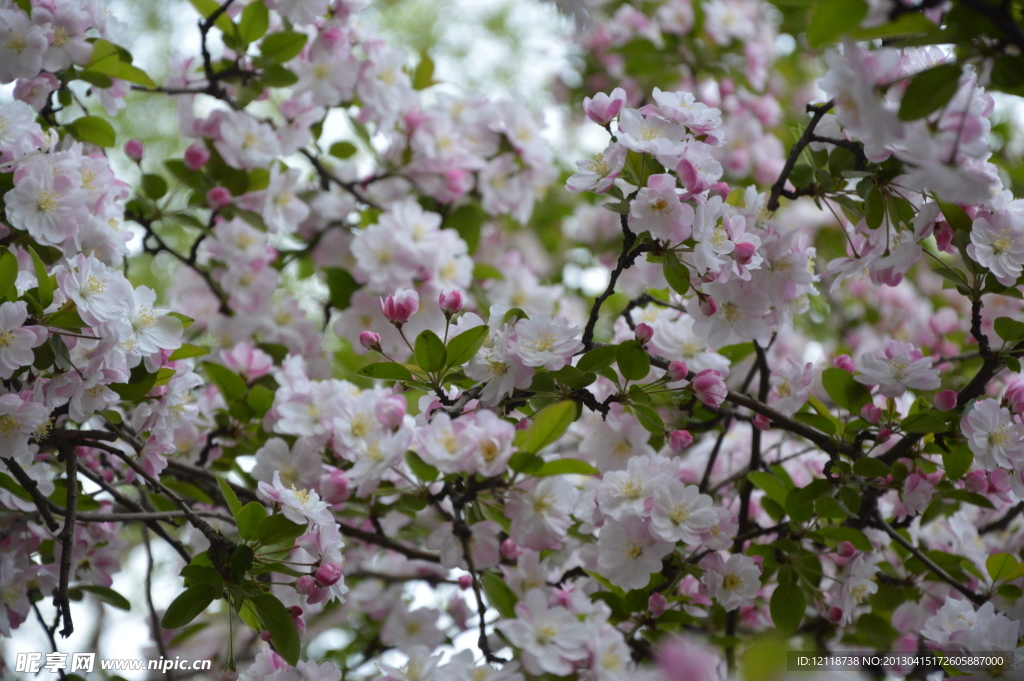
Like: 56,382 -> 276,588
667,360 -> 689,382
315,562 -> 343,587
861,403 -> 882,424
222,342 -> 274,379
124,138 -> 144,162
295,575 -> 316,595
635,322 -> 654,344
374,393 -> 406,430
935,389 -> 958,412
656,637 -> 723,681
648,593 -> 668,617
901,473 -> 934,515
206,186 -> 232,209
699,294 -> 717,316
1006,380 -> 1024,413
184,142 -> 210,170
692,369 -> 727,407
359,330 -> 381,351
380,288 -> 419,324
438,289 -> 463,315
583,87 -> 627,125
833,354 -> 856,373
669,429 -> 693,452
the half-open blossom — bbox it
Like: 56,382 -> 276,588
583,87 -> 627,125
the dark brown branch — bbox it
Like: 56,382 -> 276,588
1,456 -> 60,532
54,445 -> 78,638
980,501 -> 1024,535
143,529 -> 175,681
735,342 -> 771,547
337,521 -> 440,563
767,100 -> 836,212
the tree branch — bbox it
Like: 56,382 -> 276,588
54,444 -> 78,638
767,100 -> 836,213
336,521 -> 440,563
2,456 -> 60,532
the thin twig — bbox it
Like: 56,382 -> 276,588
767,100 -> 836,212
143,528 -> 174,681
54,444 -> 78,638
2,456 -> 60,532
336,521 -> 440,563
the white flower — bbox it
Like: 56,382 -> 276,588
347,428 -> 409,496
252,437 -> 324,489
650,480 -> 717,544
0,8 -> 48,85
689,280 -> 771,349
579,408 -> 655,473
854,339 -> 941,398
701,552 -> 761,611
922,597 -> 980,649
826,552 -> 878,626
967,210 -> 1024,286
0,393 -> 50,464
58,254 -> 133,326
466,323 -> 535,406
960,399 -> 1024,471
496,589 -> 590,676
0,301 -> 46,379
566,141 -> 626,194
380,606 -> 445,651
127,286 -> 183,356
769,359 -> 814,416
510,314 -> 583,371
257,470 -> 331,525
506,477 -> 578,550
215,110 -> 281,170
596,455 -> 665,520
4,158 -> 87,246
597,516 -> 674,590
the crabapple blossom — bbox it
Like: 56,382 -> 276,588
650,480 -> 717,544
854,340 -> 941,398
960,399 -> 1024,471
701,552 -> 761,611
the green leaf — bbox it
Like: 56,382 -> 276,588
405,452 -> 438,482
816,496 -> 852,519
474,263 -> 505,281
356,362 -> 414,381
260,64 -> 298,88
0,247 -> 17,301
999,584 -> 1023,600
141,173 -> 168,200
83,39 -> 157,88
26,246 -> 52,309
899,64 -> 962,121
216,475 -> 243,517
168,312 -> 194,329
168,344 -> 209,361
78,585 -> 131,611
515,400 -> 576,454
853,458 -> 893,478
938,200 -> 973,232
864,185 -> 884,229
576,345 -> 618,373
323,267 -> 360,311
794,411 -> 836,435
235,502 -> 268,541
161,584 -> 218,629
822,367 -> 873,413
246,385 -> 275,418
663,255 -> 690,295
109,365 -> 158,401
181,565 -> 224,591
747,471 -> 789,505
445,203 -> 487,253
202,362 -> 248,403
237,0 -> 269,43
446,325 -> 489,367
995,317 -> 1024,343
414,329 -> 447,372
942,444 -> 973,481
189,0 -> 237,36
230,545 -> 254,583
987,553 -> 1019,582
901,410 -> 949,434
806,0 -> 868,47
481,572 -> 517,619
533,458 -> 599,477
815,526 -> 872,551
251,594 -> 300,665
770,568 -> 805,633
789,163 -> 814,189
66,115 -> 116,148
0,471 -> 33,501
631,403 -> 665,435
260,31 -> 308,63
256,514 -> 308,547
616,340 -> 650,381
413,53 -> 436,90
328,141 -> 358,159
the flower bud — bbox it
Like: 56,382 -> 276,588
124,138 -> 144,163
439,289 -> 464,316
833,354 -> 855,373
836,541 -> 857,558
635,322 -> 654,345
964,469 -> 988,494
692,369 -> 727,408
648,593 -> 668,617
380,288 -> 419,325
668,429 -> 693,452
698,295 -> 717,317
515,418 -> 530,431
876,428 -> 892,444
295,575 -> 316,595
359,330 -> 382,352
206,186 -> 232,210
934,222 -> 955,253
501,538 -> 522,559
184,141 -> 211,170
990,467 -> 1011,494
583,87 -> 627,125
935,389 -> 958,412
319,468 -> 351,505
458,574 -> 473,590
315,562 -> 343,587
752,414 -> 771,431
860,403 -> 882,424
375,393 -> 406,430
708,181 -> 731,199
667,360 -> 689,382
260,629 -> 273,641
1006,381 -> 1024,413
733,241 -> 757,265
826,606 -> 844,624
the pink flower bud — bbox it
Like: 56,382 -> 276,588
667,360 -> 689,382
295,575 -> 316,595
319,468 -> 350,505
583,87 -> 627,125
289,608 -> 306,636
501,538 -> 522,559
124,138 -> 144,162
692,369 -> 727,408
833,354 -> 855,373
315,562 -> 343,587
668,429 -> 693,452
860,403 -> 882,424
876,428 -> 891,444
826,606 -> 844,624
635,322 -> 654,344
515,418 -> 530,431
217,670 -> 239,681
698,295 -> 717,317
964,469 -> 987,494
935,389 -> 958,412
260,629 -> 273,641
375,393 -> 406,429
708,181 -> 731,199
990,467 -> 1011,494
1006,381 -> 1024,413
752,413 -> 771,431
184,141 -> 211,170
439,289 -> 464,315
836,541 -> 857,558
359,330 -> 382,352
648,593 -> 668,617
380,288 -> 419,324
206,186 -> 232,210
458,574 -> 473,590
733,241 -> 757,265
934,222 -> 955,253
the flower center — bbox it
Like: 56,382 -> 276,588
622,538 -> 644,559
0,414 -> 22,435
37,190 -> 59,213
0,330 -> 14,348
721,301 -> 741,323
